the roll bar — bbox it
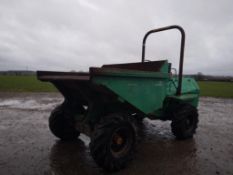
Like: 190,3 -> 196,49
141,25 -> 185,95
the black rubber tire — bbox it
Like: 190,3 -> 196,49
90,113 -> 136,171
171,104 -> 198,140
134,114 -> 145,123
49,105 -> 80,140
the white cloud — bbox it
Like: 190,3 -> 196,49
0,0 -> 233,75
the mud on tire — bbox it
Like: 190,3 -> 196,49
90,113 -> 136,171
171,104 -> 198,140
49,105 -> 80,140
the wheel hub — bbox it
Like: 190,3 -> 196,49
113,134 -> 124,145
110,126 -> 133,158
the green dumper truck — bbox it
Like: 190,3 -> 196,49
37,25 -> 199,171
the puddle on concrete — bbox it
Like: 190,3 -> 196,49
0,93 -> 63,110
0,93 -> 233,175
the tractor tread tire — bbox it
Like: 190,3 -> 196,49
90,113 -> 136,172
49,105 -> 80,140
171,104 -> 198,140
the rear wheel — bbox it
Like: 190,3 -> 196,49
171,104 -> 198,140
90,113 -> 136,171
49,105 -> 80,140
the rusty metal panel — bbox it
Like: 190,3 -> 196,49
102,60 -> 167,72
37,71 -> 90,81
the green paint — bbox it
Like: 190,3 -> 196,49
159,61 -> 170,73
92,62 -> 200,115
94,76 -> 167,114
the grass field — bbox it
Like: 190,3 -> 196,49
0,75 -> 56,92
0,75 -> 233,98
198,81 -> 233,98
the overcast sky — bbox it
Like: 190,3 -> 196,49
0,0 -> 233,75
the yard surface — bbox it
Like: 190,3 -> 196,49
0,93 -> 232,175
0,75 -> 233,98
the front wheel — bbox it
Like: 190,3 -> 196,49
171,104 -> 198,140
90,113 -> 136,171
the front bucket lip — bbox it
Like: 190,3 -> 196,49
37,71 -> 90,81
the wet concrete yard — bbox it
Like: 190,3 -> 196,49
0,93 -> 233,175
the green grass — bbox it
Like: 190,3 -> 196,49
198,81 -> 233,98
0,75 -> 56,92
0,75 -> 233,98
